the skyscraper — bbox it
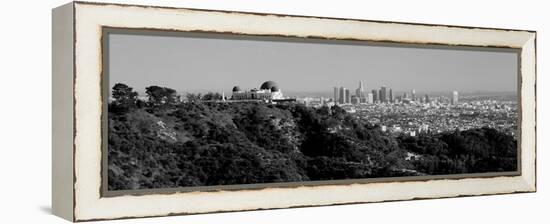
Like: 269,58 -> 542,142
345,89 -> 351,104
356,81 -> 365,99
380,85 -> 387,103
333,87 -> 339,104
367,93 -> 374,104
411,89 -> 416,101
452,91 -> 459,105
424,94 -> 429,103
372,89 -> 378,103
339,87 -> 345,104
389,88 -> 393,103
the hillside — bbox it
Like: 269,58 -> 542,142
108,102 -> 517,190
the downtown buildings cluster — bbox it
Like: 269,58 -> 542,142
332,81 -> 459,105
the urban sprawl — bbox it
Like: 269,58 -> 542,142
296,81 -> 517,138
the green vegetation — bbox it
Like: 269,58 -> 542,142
107,84 -> 517,190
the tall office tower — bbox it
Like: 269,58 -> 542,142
367,93 -> 374,104
424,94 -> 429,103
356,81 -> 365,99
411,89 -> 416,101
339,87 -> 345,104
372,89 -> 378,102
345,89 -> 351,104
452,91 -> 459,105
389,88 -> 394,102
380,85 -> 387,102
333,87 -> 339,104
403,92 -> 408,99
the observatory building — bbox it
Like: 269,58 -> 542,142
231,81 -> 285,101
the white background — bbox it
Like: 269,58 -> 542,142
0,0 -> 547,223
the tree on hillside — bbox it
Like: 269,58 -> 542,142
186,93 -> 203,103
202,92 -> 222,101
145,86 -> 178,106
110,83 -> 138,113
330,105 -> 347,119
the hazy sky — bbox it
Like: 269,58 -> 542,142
108,32 -> 518,95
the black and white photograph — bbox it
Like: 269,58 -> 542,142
105,30 -> 519,191
2,0 -> 544,222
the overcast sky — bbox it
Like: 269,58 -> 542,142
108,32 -> 518,95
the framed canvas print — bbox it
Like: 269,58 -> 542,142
52,1 -> 537,222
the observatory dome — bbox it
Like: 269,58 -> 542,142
260,81 -> 278,91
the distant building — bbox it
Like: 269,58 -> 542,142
372,90 -> 378,102
424,94 -> 429,103
231,81 -> 284,101
339,87 -> 346,104
389,88 -> 394,103
403,92 -> 408,100
356,81 -> 365,99
351,95 -> 359,104
333,87 -> 339,104
380,85 -> 387,103
367,93 -> 374,104
345,89 -> 351,104
411,89 -> 416,101
452,91 -> 459,105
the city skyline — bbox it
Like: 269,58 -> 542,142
331,81 -> 464,106
109,33 -> 518,94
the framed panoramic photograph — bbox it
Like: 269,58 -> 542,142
52,1 -> 536,222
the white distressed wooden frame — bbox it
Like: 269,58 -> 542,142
52,1 -> 536,222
